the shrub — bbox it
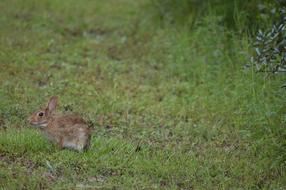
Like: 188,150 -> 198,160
251,8 -> 286,86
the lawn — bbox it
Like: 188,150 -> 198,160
0,0 -> 285,189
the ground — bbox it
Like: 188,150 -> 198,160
0,0 -> 285,189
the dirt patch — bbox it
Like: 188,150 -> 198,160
0,152 -> 60,182
14,13 -> 32,21
108,46 -> 123,61
0,152 -> 39,172
63,27 -> 110,38
0,117 -> 5,129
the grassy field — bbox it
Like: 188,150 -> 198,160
0,0 -> 286,189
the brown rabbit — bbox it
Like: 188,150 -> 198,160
28,96 -> 91,152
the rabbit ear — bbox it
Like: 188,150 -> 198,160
47,96 -> 58,113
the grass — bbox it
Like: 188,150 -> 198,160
0,0 -> 286,189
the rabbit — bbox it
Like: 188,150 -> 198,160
27,96 -> 91,152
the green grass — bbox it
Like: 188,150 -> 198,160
0,0 -> 285,189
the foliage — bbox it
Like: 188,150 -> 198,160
251,9 -> 286,80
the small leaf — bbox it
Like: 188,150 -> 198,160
255,48 -> 261,56
46,160 -> 55,173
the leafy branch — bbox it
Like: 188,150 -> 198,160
251,9 -> 286,75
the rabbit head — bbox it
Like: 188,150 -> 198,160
28,96 -> 58,127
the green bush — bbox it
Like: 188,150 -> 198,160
251,10 -> 286,84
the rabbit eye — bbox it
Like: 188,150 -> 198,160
38,112 -> 44,117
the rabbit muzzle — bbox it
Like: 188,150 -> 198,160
27,117 -> 48,127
